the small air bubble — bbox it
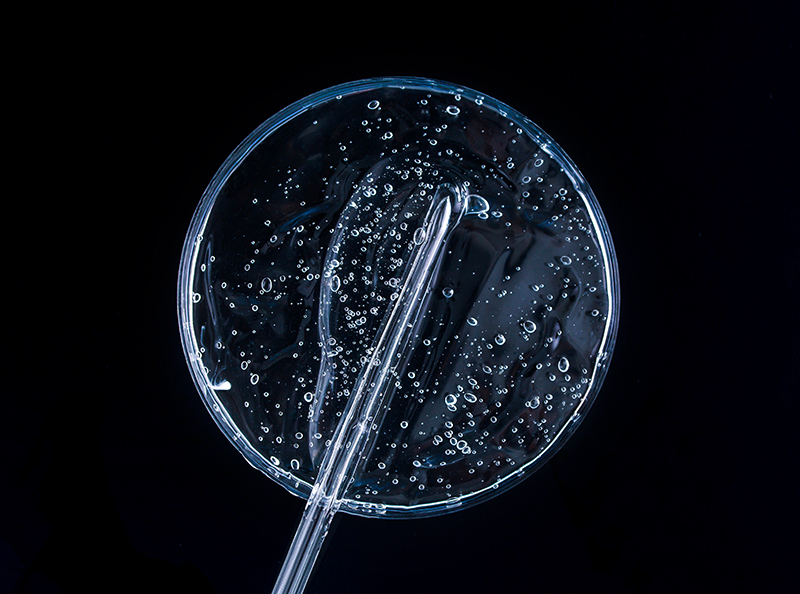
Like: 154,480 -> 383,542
526,396 -> 541,409
330,275 -> 341,293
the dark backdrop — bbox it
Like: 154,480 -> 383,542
5,2 -> 798,593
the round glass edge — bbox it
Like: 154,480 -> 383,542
177,76 -> 621,519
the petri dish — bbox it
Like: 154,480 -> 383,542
177,77 -> 619,519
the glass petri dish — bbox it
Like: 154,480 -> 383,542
178,77 -> 619,518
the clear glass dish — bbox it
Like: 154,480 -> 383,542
177,77 -> 619,522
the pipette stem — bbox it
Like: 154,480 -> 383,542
271,183 -> 469,594
270,484 -> 338,594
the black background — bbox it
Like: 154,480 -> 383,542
4,2 -> 798,593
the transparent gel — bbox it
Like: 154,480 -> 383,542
178,77 -> 619,594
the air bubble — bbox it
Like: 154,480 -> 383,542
330,275 -> 341,293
